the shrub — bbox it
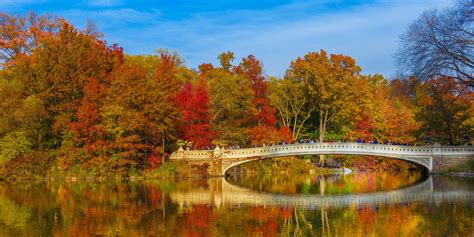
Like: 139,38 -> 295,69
0,132 -> 32,164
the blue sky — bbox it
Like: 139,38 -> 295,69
2,0 -> 452,77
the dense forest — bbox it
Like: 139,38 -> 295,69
0,8 -> 472,177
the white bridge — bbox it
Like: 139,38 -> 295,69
170,177 -> 473,209
170,143 -> 474,174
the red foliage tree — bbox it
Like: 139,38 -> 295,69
146,148 -> 162,170
70,77 -> 106,152
247,125 -> 279,146
234,55 -> 278,146
176,77 -> 214,148
234,55 -> 276,126
277,126 -> 293,143
352,112 -> 375,141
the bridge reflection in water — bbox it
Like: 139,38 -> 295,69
170,176 -> 473,209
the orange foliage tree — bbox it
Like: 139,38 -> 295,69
415,77 -> 473,144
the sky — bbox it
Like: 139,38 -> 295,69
1,0 -> 453,78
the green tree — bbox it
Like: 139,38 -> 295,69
269,76 -> 313,141
204,53 -> 255,145
0,132 -> 32,164
286,50 -> 360,143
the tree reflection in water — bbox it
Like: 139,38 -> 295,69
0,173 -> 472,236
227,171 -> 425,195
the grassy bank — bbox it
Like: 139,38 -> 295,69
0,153 -> 213,182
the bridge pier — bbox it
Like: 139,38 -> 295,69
432,155 -> 473,173
207,159 -> 223,177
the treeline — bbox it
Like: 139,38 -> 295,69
0,12 -> 472,176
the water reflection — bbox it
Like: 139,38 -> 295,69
171,175 -> 472,209
0,173 -> 472,236
227,171 -> 425,195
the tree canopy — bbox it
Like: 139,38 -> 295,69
0,11 -> 471,177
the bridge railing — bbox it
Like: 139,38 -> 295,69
224,143 -> 474,158
171,149 -> 213,159
170,142 -> 474,160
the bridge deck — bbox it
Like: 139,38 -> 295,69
170,143 -> 474,174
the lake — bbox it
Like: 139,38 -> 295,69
0,171 -> 472,236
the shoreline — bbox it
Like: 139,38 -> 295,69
1,168 -> 472,183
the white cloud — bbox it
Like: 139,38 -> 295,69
63,8 -> 160,27
83,0 -> 121,7
58,0 -> 453,77
0,0 -> 44,8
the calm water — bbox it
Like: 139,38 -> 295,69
0,172 -> 473,236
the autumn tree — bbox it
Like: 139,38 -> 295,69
0,72 -> 46,148
416,77 -> 473,144
380,98 -> 418,143
269,76 -> 312,141
0,12 -> 62,65
348,75 -> 379,141
218,51 -> 234,71
101,61 -> 152,170
1,13 -> 122,165
349,75 -> 418,143
0,13 -> 61,150
99,51 -> 188,170
232,55 -> 277,145
284,50 -> 360,164
383,77 -> 420,143
352,112 -> 375,141
70,77 -> 106,152
204,53 -> 255,146
26,22 -> 122,149
176,77 -> 214,148
124,54 -> 161,79
286,50 -> 360,143
149,52 -> 185,154
234,55 -> 276,126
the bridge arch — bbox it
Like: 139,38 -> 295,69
222,152 -> 432,175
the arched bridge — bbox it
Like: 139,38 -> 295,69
170,177 -> 473,209
170,143 -> 474,175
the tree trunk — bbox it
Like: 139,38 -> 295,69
319,111 -> 324,142
319,110 -> 325,165
162,131 -> 166,163
293,114 -> 299,141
